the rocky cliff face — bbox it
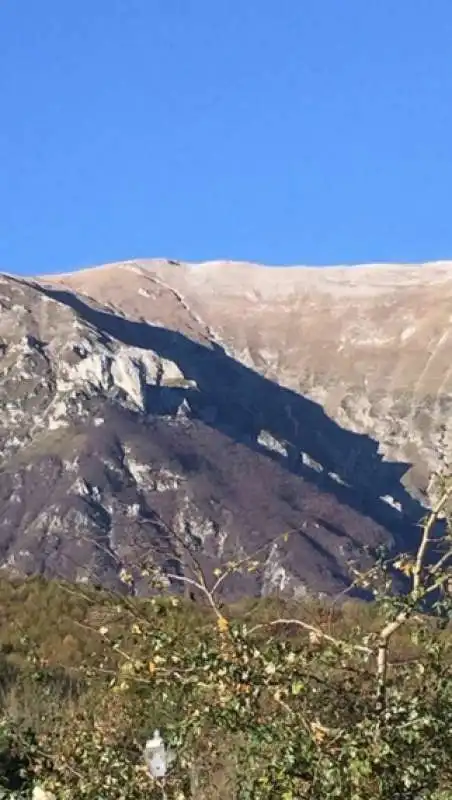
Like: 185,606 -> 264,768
0,259 -> 447,599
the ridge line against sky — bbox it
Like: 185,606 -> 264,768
1,0 -> 451,275
33,258 -> 452,281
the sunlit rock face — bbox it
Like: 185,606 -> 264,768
0,258 -> 448,599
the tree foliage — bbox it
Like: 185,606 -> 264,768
0,476 -> 451,798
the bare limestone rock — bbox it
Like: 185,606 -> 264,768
0,261 -> 443,599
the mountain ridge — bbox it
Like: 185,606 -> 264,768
41,258 -> 452,499
0,258 -> 449,598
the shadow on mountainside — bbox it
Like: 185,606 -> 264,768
36,284 -> 432,556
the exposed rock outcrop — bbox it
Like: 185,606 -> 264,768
0,259 -> 447,599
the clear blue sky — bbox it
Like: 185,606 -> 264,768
1,1 -> 451,275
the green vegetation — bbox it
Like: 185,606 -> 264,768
0,480 -> 451,797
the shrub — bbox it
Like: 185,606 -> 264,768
1,476 -> 451,798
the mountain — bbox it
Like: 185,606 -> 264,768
0,258 -> 449,599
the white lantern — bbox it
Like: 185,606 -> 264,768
144,729 -> 175,779
32,788 -> 57,800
